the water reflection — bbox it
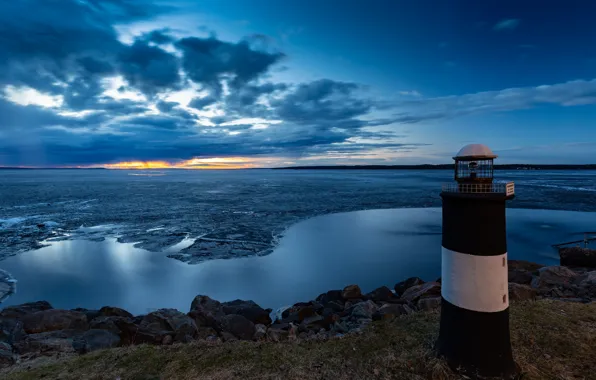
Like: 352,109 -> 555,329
0,208 -> 594,315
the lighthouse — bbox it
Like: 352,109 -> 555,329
437,144 -> 517,378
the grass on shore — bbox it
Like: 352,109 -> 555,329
3,299 -> 596,380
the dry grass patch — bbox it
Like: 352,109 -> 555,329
3,300 -> 595,380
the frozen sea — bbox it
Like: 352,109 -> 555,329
0,169 -> 595,312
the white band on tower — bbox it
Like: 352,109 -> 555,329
441,247 -> 509,313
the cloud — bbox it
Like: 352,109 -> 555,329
493,19 -> 520,31
0,0 -> 411,166
118,40 -> 181,96
385,79 -> 596,124
175,37 -> 285,98
273,79 -> 371,125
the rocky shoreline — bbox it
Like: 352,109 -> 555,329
1,260 -> 595,369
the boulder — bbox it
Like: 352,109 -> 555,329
13,330 -> 80,355
0,318 -> 26,345
365,286 -> 395,302
0,342 -> 14,368
394,277 -> 424,296
196,327 -> 218,340
72,329 -> 120,354
254,324 -> 267,340
508,283 -> 537,302
301,315 -> 325,330
0,301 -> 53,319
576,271 -> 596,299
560,247 -> 596,268
297,306 -> 317,322
98,306 -> 133,319
509,270 -> 534,285
400,282 -> 441,302
88,316 -> 141,345
350,301 -> 378,319
373,304 -> 406,320
316,290 -> 344,305
417,297 -> 442,311
190,295 -> 223,314
162,335 -> 174,345
88,316 -> 127,335
221,300 -> 272,325
266,328 -> 289,342
219,314 -> 255,340
73,308 -> 101,322
188,306 -> 223,329
220,332 -> 237,342
508,260 -> 544,272
140,309 -> 198,342
531,266 -> 579,289
324,301 -> 344,313
22,309 -> 88,334
342,285 -> 362,300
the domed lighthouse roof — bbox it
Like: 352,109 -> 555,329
454,144 -> 498,160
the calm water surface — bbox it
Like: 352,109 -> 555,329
1,208 -> 594,314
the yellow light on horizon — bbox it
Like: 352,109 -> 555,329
99,156 -> 261,170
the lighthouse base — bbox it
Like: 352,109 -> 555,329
437,298 -> 519,379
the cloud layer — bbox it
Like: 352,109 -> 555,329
0,1 -> 594,167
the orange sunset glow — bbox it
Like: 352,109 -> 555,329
98,157 -> 261,170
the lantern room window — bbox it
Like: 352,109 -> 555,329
455,158 -> 494,183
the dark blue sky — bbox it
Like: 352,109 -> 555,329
1,0 -> 595,167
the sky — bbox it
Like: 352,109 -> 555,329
1,0 -> 595,168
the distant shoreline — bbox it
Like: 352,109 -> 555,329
271,164 -> 596,170
1,164 -> 596,170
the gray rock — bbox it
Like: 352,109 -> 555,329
316,290 -> 343,305
0,341 -> 14,368
400,282 -> 441,302
98,306 -> 133,319
509,270 -> 534,285
88,316 -> 127,335
140,309 -> 198,342
73,308 -> 101,322
559,247 -> 596,268
219,314 -> 255,340
190,295 -> 223,315
254,324 -> 267,340
301,315 -> 324,329
332,321 -> 349,334
0,301 -> 53,319
325,301 -> 344,312
22,309 -> 88,334
509,283 -> 537,302
394,277 -> 424,297
13,330 -> 80,355
196,327 -> 218,340
73,329 -> 120,353
350,300 -> 378,319
221,331 -> 237,342
267,328 -> 288,342
531,266 -> 579,289
221,300 -> 272,325
365,286 -> 395,302
0,318 -> 26,345
342,284 -> 362,300
162,335 -> 173,345
417,297 -> 442,310
403,304 -> 415,315
374,304 -> 406,320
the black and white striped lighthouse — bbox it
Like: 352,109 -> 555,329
437,144 -> 518,378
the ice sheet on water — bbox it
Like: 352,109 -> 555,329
0,169 -> 595,264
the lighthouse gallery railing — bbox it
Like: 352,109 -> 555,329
442,181 -> 515,196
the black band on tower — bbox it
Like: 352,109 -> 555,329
437,298 -> 517,378
441,193 -> 508,256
